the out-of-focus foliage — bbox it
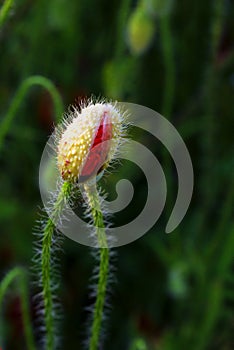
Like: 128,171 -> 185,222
0,0 -> 233,349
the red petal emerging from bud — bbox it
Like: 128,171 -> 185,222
79,111 -> 112,182
57,103 -> 123,183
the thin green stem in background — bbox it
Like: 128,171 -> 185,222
84,184 -> 109,350
0,75 -> 64,152
206,176 -> 234,259
195,223 -> 234,350
159,13 -> 175,216
199,0 -> 225,231
115,0 -> 132,60
41,180 -> 72,350
204,0 -> 225,149
0,0 -> 14,27
0,267 -> 36,350
159,14 -> 175,120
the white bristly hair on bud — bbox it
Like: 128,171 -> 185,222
54,99 -> 128,184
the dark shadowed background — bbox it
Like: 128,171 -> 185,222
0,0 -> 233,349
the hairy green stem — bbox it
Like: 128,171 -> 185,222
41,181 -> 72,350
0,0 -> 14,27
0,75 -> 64,152
0,267 -> 36,350
84,184 -> 109,350
89,248 -> 109,350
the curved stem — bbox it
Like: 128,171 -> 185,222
41,181 -> 72,350
84,184 -> 109,350
0,267 -> 36,350
0,0 -> 14,27
0,75 -> 64,152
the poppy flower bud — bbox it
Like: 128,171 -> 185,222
57,102 -> 123,183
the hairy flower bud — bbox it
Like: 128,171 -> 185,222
57,102 -> 123,183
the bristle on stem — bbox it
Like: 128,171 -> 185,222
41,181 -> 72,350
84,183 -> 110,350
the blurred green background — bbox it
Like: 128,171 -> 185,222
0,0 -> 233,349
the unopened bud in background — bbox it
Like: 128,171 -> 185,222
126,5 -> 156,56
